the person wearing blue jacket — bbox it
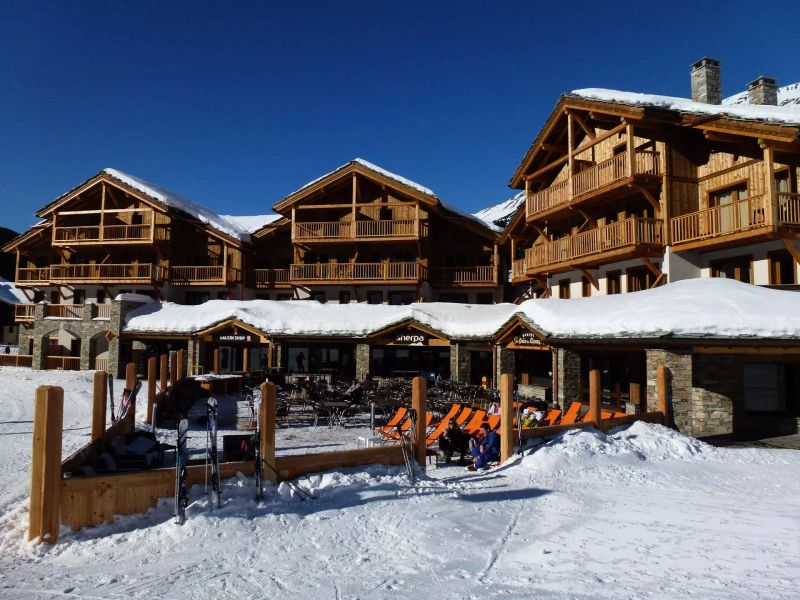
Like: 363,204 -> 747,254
468,423 -> 500,471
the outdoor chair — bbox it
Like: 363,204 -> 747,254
559,402 -> 583,425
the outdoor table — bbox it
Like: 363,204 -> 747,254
318,401 -> 351,428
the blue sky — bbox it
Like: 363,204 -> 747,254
2,0 -> 799,233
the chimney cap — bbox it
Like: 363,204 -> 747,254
748,76 -> 777,89
691,57 -> 721,70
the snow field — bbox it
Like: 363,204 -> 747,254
0,367 -> 798,598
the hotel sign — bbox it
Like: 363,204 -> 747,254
507,330 -> 549,350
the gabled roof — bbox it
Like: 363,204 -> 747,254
1,221 -> 51,253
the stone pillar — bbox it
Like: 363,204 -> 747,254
187,338 -> 200,376
495,345 -> 515,380
32,303 -> 46,370
449,343 -> 471,383
690,354 -> 739,436
645,348 -> 693,434
107,334 -> 121,379
355,343 -> 370,381
273,342 -> 284,372
556,348 -> 581,409
79,333 -> 92,371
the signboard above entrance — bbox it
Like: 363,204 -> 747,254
214,333 -> 254,343
394,331 -> 427,345
507,329 -> 550,351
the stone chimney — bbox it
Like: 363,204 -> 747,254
690,57 -> 721,104
747,76 -> 778,105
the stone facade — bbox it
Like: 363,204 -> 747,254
449,343 -> 472,383
355,343 -> 370,381
690,57 -> 721,104
645,348 -> 693,433
556,348 -> 581,409
495,346 -> 515,381
690,354 -> 739,436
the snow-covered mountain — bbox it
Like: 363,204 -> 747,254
723,81 -> 800,107
472,191 -> 525,232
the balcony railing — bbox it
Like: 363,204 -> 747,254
526,217 -> 663,273
16,267 -> 50,284
290,262 -> 423,282
293,219 -> 421,242
246,268 -> 291,289
777,192 -> 800,226
44,304 -> 83,319
14,304 -> 36,322
429,266 -> 496,286
53,223 -> 156,244
93,304 -> 112,319
49,263 -> 166,283
170,265 -> 241,285
511,258 -> 527,281
94,357 -> 109,372
45,356 -> 81,371
670,195 -> 767,245
526,151 -> 660,220
0,354 -> 33,368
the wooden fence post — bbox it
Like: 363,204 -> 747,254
176,349 -> 185,381
160,353 -> 168,392
589,369 -> 601,425
169,351 -> 178,387
29,385 -> 63,543
629,382 -> 641,410
92,371 -> 107,442
125,362 -> 137,427
147,356 -> 157,424
411,376 -> 427,468
499,373 -> 514,462
657,364 -> 668,423
213,348 -> 220,375
261,382 -> 277,482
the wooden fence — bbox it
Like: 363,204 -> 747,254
0,354 -> 33,367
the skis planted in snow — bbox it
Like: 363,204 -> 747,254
175,418 -> 189,525
207,398 -> 221,509
254,401 -> 263,500
119,380 -> 142,420
107,373 -> 116,422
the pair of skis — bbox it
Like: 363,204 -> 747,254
106,374 -> 142,423
174,397 -> 222,525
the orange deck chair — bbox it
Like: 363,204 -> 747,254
384,413 -> 433,441
486,414 -> 501,431
543,408 -> 561,426
559,402 -> 583,425
376,406 -> 408,435
462,410 -> 488,435
425,404 -> 463,446
454,407 -> 473,427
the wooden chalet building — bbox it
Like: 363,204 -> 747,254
501,58 -> 800,300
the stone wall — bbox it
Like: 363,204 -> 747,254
690,354 -> 739,436
449,343 -> 472,383
645,348 -> 693,434
355,343 -> 370,381
556,348 -> 581,409
495,346 -> 515,381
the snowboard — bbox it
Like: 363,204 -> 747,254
207,398 -> 221,508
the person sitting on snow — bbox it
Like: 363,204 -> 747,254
439,419 -> 469,465
468,423 -> 500,471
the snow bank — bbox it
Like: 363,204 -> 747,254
571,88 -> 800,126
103,168 -> 252,241
220,213 -> 282,234
114,292 -> 155,304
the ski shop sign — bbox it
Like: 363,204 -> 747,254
214,333 -> 254,343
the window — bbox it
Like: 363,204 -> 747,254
49,291 -> 60,304
581,276 -> 591,298
606,271 -> 621,295
438,292 -> 468,303
558,279 -> 570,299
710,255 -> 753,283
476,293 -> 493,304
768,250 -> 796,285
96,290 -> 106,304
73,290 -> 86,304
310,291 -> 326,304
339,291 -> 351,304
33,291 -> 44,303
626,266 -> 662,292
367,291 -> 383,305
388,291 -> 415,305
709,183 -> 756,232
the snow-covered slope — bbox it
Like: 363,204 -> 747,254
0,277 -> 26,305
724,81 -> 800,107
472,191 -> 525,231
219,214 -> 282,234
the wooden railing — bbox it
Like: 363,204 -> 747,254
670,195 -> 767,245
246,268 -> 291,288
94,358 -> 109,372
526,151 -> 660,219
50,263 -> 166,282
290,262 -> 422,282
93,304 -> 112,319
511,258 -> 527,280
0,354 -> 33,367
14,304 -> 36,322
527,218 -> 663,271
429,265 -> 496,285
293,219 -> 420,241
170,265 -> 241,285
777,193 -> 800,226
44,304 -> 83,319
16,267 -> 50,284
45,356 -> 81,370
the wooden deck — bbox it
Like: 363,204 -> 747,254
14,303 -> 35,322
292,219 -> 423,242
526,151 -> 660,222
525,217 -> 664,275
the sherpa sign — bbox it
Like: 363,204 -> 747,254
393,332 -> 426,345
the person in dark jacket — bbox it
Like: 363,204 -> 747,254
468,423 -> 500,471
438,419 -> 469,464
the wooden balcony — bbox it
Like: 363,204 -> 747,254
93,304 -> 112,319
526,151 -> 660,221
45,356 -> 81,371
49,263 -> 167,284
16,267 -> 50,286
44,304 -> 83,319
290,262 -> 424,284
14,303 -> 36,322
53,223 -> 163,245
429,266 -> 497,287
0,354 -> 33,368
670,193 -> 800,251
511,259 -> 528,283
170,265 -> 242,286
526,217 -> 664,275
292,219 -> 422,243
246,268 -> 291,289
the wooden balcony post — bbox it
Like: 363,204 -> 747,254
499,373 -> 514,462
159,354 -> 168,391
411,376 -> 427,469
213,348 -> 220,375
291,207 -> 296,240
169,351 -> 178,386
147,356 -> 157,424
626,123 -> 635,177
656,365 -> 668,423
92,371 -> 107,442
629,381 -> 641,410
589,369 -> 601,425
176,349 -> 185,381
764,146 -> 777,228
567,112 -> 574,200
260,382 -> 277,482
29,385 -> 63,543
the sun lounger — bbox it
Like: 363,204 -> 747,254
559,402 -> 582,425
425,404 -> 463,446
376,406 -> 408,435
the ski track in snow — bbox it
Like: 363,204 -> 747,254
0,367 -> 798,599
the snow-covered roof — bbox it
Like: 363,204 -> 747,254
103,169 -> 252,242
220,214 -> 282,234
0,277 -> 26,306
570,88 -> 800,126
124,279 -> 800,342
724,81 -> 800,108
473,192 -> 525,232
